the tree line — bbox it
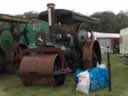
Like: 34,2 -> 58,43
90,11 -> 128,33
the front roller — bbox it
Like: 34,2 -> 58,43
18,48 -> 67,86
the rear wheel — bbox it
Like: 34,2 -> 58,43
82,40 -> 101,69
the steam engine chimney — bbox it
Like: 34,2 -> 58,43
47,3 -> 56,32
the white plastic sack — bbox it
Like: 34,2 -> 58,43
76,71 -> 90,94
97,64 -> 106,69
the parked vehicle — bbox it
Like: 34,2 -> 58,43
18,3 -> 101,86
0,14 -> 31,73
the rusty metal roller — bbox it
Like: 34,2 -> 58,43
82,40 -> 101,69
19,53 -> 66,86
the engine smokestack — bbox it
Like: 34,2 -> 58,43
47,3 -> 55,29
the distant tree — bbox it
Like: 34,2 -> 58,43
23,11 -> 39,19
91,11 -> 117,33
115,12 -> 128,32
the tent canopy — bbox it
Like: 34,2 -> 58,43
93,32 -> 120,39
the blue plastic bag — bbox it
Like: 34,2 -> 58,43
88,67 -> 109,91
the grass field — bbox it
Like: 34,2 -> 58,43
0,54 -> 128,96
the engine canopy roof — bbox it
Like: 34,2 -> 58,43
39,9 -> 99,24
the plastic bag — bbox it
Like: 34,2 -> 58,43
97,64 -> 106,69
88,64 -> 109,91
74,68 -> 83,84
76,71 -> 90,94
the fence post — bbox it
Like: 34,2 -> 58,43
107,46 -> 112,92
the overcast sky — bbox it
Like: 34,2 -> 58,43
0,0 -> 128,15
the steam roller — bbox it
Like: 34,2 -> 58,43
18,3 -> 101,86
18,48 -> 67,86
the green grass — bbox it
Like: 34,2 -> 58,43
0,54 -> 128,96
